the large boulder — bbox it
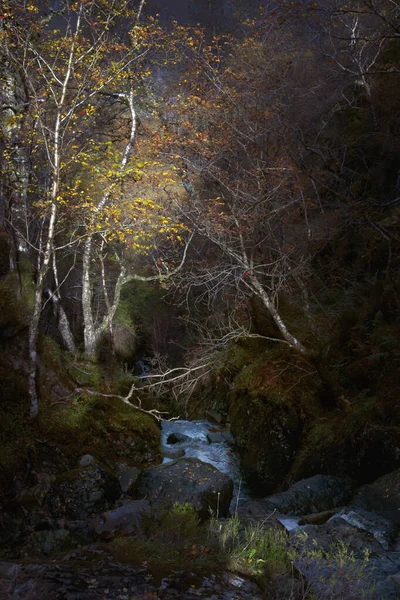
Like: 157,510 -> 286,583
330,507 -> 396,550
261,475 -> 355,515
229,391 -> 301,495
132,458 -> 233,519
290,518 -> 400,600
351,468 -> 400,524
45,461 -> 121,520
119,467 -> 141,495
94,500 -> 151,537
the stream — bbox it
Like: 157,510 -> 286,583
161,419 -> 252,512
161,419 -> 304,531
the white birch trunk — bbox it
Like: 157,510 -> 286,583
81,90 -> 136,360
248,273 -> 307,354
27,12 -> 81,416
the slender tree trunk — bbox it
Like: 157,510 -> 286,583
27,11 -> 81,415
248,274 -> 307,354
81,88 -> 136,360
46,288 -> 76,354
82,236 -> 98,360
28,203 -> 57,417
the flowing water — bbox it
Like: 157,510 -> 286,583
161,419 -> 251,512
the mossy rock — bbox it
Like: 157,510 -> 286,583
45,460 -> 121,520
287,394 -> 400,484
37,394 -> 162,470
0,377 -> 162,501
229,390 -> 301,495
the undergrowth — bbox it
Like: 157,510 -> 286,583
110,503 -> 376,599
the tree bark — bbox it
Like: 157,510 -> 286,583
248,274 -> 307,355
46,288 -> 76,354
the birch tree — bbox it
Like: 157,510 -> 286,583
166,23 -> 311,354
2,0 -> 170,415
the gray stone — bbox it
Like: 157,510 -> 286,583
290,519 -> 400,600
119,467 -> 140,494
351,468 -> 400,524
23,529 -> 71,557
0,553 -> 154,598
78,454 -> 96,467
207,431 -> 232,444
133,458 -> 233,519
45,461 -> 121,520
207,410 -> 226,424
330,507 -> 396,550
262,475 -> 355,515
94,500 -> 151,536
163,447 -> 185,459
166,432 -> 189,445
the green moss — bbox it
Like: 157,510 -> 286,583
39,335 -> 65,373
37,393 -> 162,468
68,361 -> 103,387
113,297 -> 136,329
0,348 -> 162,497
0,271 -> 34,327
287,393 -> 392,482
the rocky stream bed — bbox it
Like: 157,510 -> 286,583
0,417 -> 399,599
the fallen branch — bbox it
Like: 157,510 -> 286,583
74,386 -> 177,421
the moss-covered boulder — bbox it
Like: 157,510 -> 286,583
219,343 -> 322,495
287,394 -> 400,485
229,390 -> 301,495
133,458 -> 233,519
45,460 -> 121,520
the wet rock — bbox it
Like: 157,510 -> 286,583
167,432 -> 189,445
351,468 -> 400,524
94,500 -> 151,536
206,431 -> 232,444
262,475 -> 355,515
119,467 -> 140,494
0,555 -> 265,600
330,507 -> 396,550
133,458 -> 233,519
45,460 -> 121,520
237,499 -> 288,521
163,447 -> 185,459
